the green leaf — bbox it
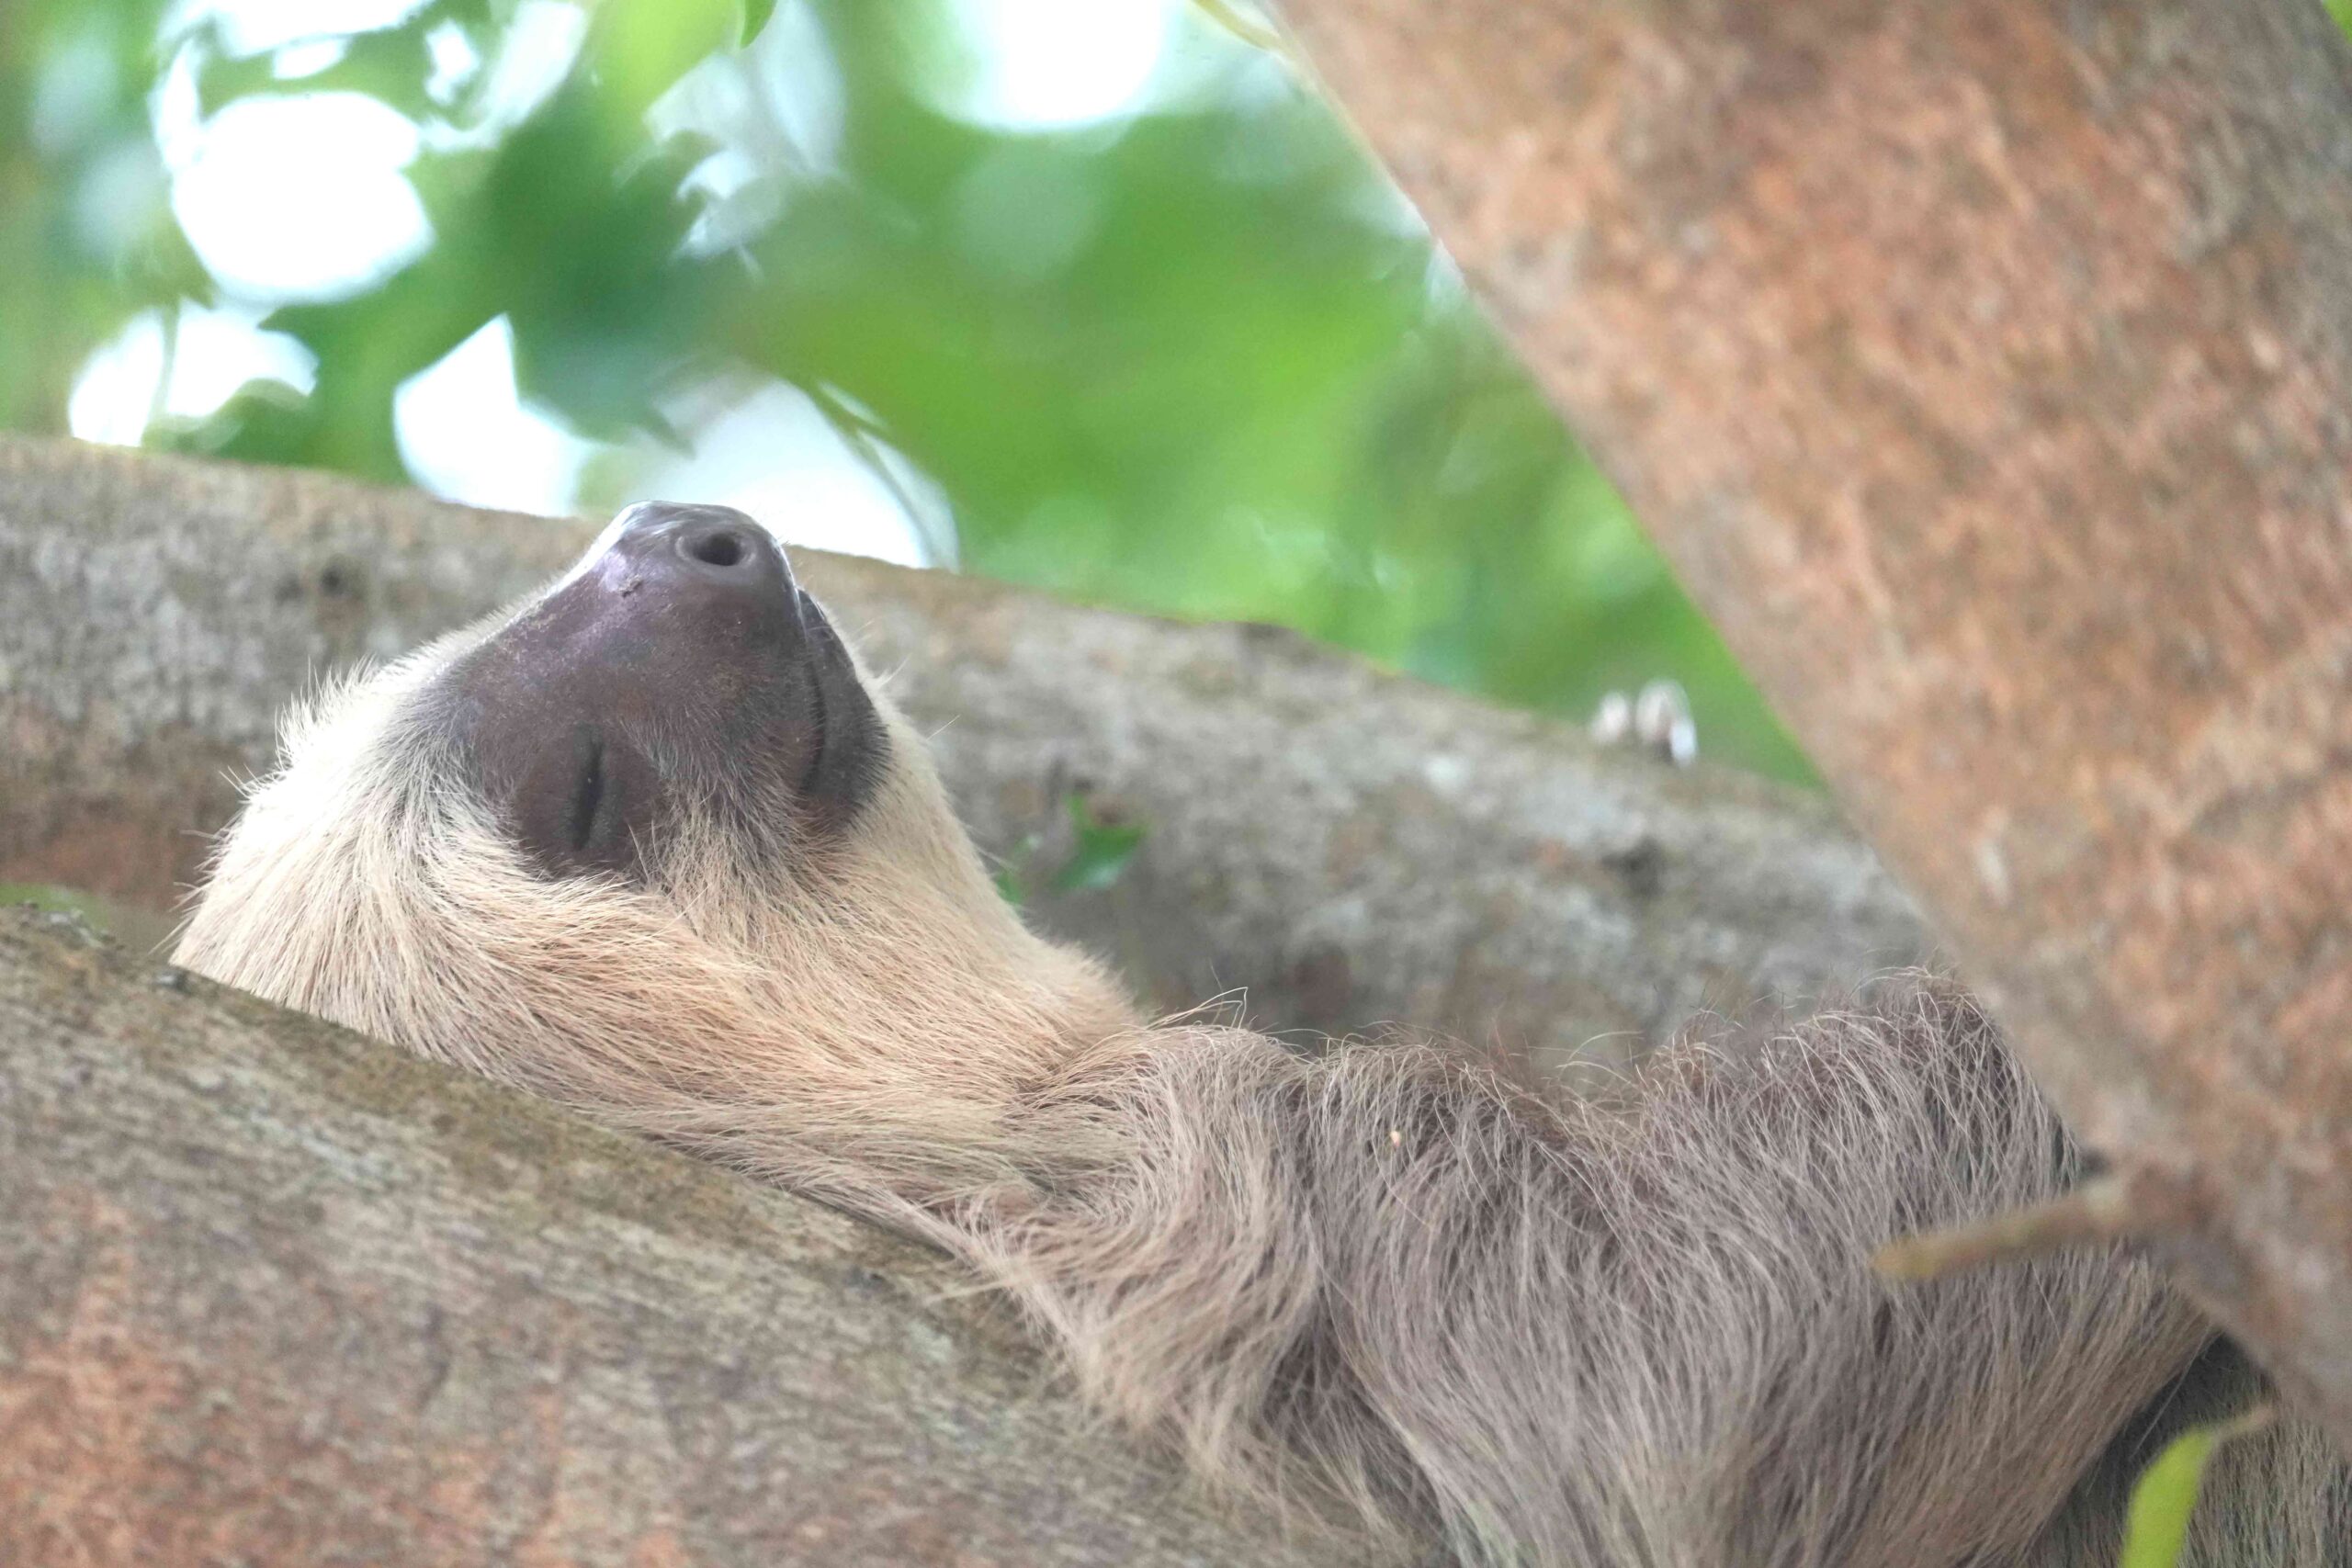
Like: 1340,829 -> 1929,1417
2120,1405 -> 2272,1568
589,0 -> 739,119
1051,795 -> 1147,895
741,0 -> 778,47
2120,1427 -> 2218,1568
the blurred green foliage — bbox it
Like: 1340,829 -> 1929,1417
0,0 -> 1818,777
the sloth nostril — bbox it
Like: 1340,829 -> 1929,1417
685,528 -> 748,570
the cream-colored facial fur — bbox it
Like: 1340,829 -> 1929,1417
175,522 -> 2349,1568
174,599 -> 1136,1209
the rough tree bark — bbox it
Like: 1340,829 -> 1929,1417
1270,0 -> 2352,1447
0,433 -> 1923,1066
0,906 -> 1350,1568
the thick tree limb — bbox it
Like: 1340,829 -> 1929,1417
0,906 -> 1351,1567
1271,0 -> 2352,1446
0,434 -> 1924,1066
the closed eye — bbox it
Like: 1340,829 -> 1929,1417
569,735 -> 607,852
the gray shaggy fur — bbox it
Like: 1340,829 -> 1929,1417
175,550 -> 2350,1567
958,994 -> 2344,1566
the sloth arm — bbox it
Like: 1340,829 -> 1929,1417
940,979 -> 2260,1567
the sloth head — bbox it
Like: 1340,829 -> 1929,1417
175,502 -> 1136,1185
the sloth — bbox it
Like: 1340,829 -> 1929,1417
175,502 -> 2349,1567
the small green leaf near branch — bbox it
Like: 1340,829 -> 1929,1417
2119,1404 -> 2277,1568
993,793 -> 1148,905
1052,793 -> 1148,894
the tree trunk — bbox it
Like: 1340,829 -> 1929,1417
0,433 -> 1923,1069
1271,0 -> 2352,1448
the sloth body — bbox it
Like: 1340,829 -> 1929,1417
175,503 -> 2348,1566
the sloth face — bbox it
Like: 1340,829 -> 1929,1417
174,503 -> 1131,1137
420,502 -> 888,883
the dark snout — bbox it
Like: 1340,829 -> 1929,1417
599,501 -> 799,615
430,501 -> 886,880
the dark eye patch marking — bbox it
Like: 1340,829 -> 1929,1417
570,733 -> 608,853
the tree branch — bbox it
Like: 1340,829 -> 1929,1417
0,906 -> 1352,1566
